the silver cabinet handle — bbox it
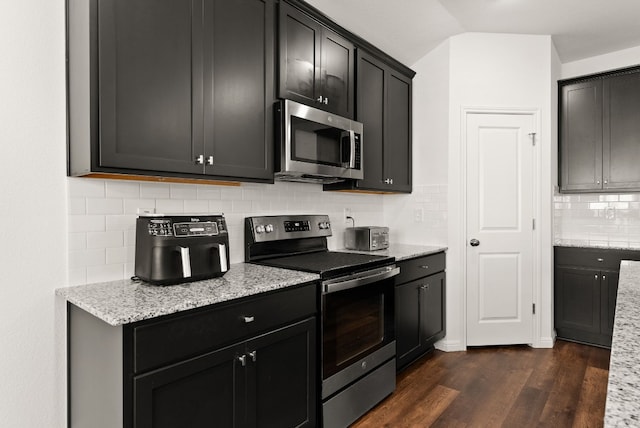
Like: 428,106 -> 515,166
317,95 -> 323,103
237,355 -> 246,367
195,154 -> 204,165
597,258 -> 604,262
384,178 -> 394,185
324,97 -> 329,105
249,351 -> 257,362
595,274 -> 599,280
243,316 -> 255,323
207,155 -> 214,165
603,275 -> 606,280
470,239 -> 480,247
604,180 -> 608,185
419,265 -> 429,270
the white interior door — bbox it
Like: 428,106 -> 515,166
466,112 -> 535,346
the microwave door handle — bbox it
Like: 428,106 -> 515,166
178,246 -> 192,278
217,243 -> 228,272
322,265 -> 400,294
349,130 -> 356,169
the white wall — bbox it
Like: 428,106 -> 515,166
0,1 -> 68,427
562,45 -> 640,79
383,40 -> 450,247
444,33 -> 557,350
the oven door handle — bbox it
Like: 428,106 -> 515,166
322,265 -> 399,294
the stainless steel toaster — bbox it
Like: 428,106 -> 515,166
344,226 -> 389,251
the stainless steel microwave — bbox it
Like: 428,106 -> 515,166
275,99 -> 364,184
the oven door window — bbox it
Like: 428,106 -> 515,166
322,280 -> 393,379
291,116 -> 349,167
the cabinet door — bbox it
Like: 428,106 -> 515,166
278,3 -> 321,107
421,272 -> 446,347
600,271 -> 619,337
246,318 -> 317,428
384,70 -> 412,192
133,342 -> 244,428
98,0 -> 203,174
203,0 -> 274,181
355,51 -> 385,189
554,267 -> 601,334
319,29 -> 354,118
395,279 -> 421,367
603,71 -> 640,190
559,80 -> 603,191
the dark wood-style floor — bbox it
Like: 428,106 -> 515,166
352,340 -> 610,428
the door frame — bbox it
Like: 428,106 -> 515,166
458,107 -> 543,349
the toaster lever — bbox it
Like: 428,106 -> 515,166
179,246 -> 192,278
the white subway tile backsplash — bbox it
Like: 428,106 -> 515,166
87,231 -> 124,249
140,182 -> 171,199
184,199 -> 210,213
105,214 -> 137,231
68,233 -> 86,250
123,198 -> 156,215
170,184 -> 197,200
68,268 -> 87,286
155,199 -> 184,214
106,246 -> 134,264
105,181 -> 140,198
68,198 -> 86,215
86,264 -> 125,283
554,192 -> 640,247
209,200 -> 234,214
68,178 -> 105,197
69,248 -> 105,268
87,198 -> 123,215
69,215 -> 105,233
196,185 -> 222,200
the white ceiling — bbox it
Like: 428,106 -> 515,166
305,0 -> 640,67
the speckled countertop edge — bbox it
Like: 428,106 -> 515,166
339,243 -> 447,261
554,241 -> 640,251
56,263 -> 319,326
605,260 -> 640,427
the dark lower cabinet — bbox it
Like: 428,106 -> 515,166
554,246 -> 638,347
133,318 -> 316,428
68,283 -> 317,428
395,252 -> 446,371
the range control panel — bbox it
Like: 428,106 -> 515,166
246,215 -> 332,243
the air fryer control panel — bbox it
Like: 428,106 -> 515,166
146,217 -> 226,237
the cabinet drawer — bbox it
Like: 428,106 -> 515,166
554,246 -> 640,271
395,252 -> 445,285
131,282 -> 317,373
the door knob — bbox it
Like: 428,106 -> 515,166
470,239 -> 480,247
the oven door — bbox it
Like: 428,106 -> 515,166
321,265 -> 398,398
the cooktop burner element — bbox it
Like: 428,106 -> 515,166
255,250 -> 393,279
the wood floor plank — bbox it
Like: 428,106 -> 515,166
351,340 -> 610,428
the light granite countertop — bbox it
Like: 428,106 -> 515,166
605,260 -> 640,427
56,263 -> 319,326
554,241 -> 640,251
339,243 -> 447,261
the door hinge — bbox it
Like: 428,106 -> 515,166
529,132 -> 536,146
532,219 -> 536,230
532,303 -> 536,314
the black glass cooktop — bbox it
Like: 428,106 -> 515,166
255,251 -> 394,279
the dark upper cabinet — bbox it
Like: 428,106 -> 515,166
603,71 -> 640,190
325,49 -> 413,193
68,0 -> 274,183
559,67 -> 640,192
559,80 -> 603,191
278,1 -> 354,118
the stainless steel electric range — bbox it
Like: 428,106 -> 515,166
245,215 -> 399,428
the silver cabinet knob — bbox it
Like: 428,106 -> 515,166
470,239 -> 480,247
237,355 -> 247,367
243,316 -> 255,323
195,154 -> 204,165
249,351 -> 257,362
207,156 -> 214,165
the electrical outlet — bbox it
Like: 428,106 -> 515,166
343,208 -> 352,225
137,207 -> 156,215
414,208 -> 424,223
